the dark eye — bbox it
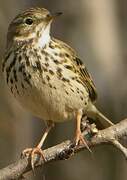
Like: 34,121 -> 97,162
46,14 -> 51,18
25,18 -> 33,25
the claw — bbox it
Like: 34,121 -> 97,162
21,121 -> 53,172
21,148 -> 33,158
31,147 -> 45,171
22,147 -> 45,172
75,109 -> 92,153
75,130 -> 92,153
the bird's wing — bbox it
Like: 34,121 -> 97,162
53,38 -> 97,102
73,57 -> 97,102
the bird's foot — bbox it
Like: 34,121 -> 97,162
21,147 -> 45,172
75,130 -> 92,153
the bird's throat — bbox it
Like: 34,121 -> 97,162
37,24 -> 51,48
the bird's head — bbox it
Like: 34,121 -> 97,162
7,7 -> 62,48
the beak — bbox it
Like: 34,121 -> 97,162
47,12 -> 63,22
52,12 -> 63,18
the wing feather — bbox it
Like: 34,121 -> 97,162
73,57 -> 97,101
53,38 -> 97,102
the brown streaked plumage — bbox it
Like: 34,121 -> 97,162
2,7 -> 113,170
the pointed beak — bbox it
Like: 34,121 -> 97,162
46,12 -> 62,22
52,12 -> 63,19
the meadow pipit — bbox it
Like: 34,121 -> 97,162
2,7 -> 113,169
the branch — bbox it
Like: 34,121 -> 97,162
0,118 -> 127,180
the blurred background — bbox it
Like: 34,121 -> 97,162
0,0 -> 127,179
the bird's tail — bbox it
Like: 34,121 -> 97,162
86,102 -> 114,129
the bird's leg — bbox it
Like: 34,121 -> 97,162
75,109 -> 91,152
22,120 -> 54,171
37,120 -> 54,149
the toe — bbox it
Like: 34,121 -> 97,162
31,147 -> 44,171
75,131 -> 92,153
21,148 -> 33,158
21,147 -> 45,172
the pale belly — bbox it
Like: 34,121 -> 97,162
4,49 -> 89,122
10,74 -> 89,122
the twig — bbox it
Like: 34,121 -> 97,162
0,118 -> 127,180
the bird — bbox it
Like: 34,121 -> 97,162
2,7 -> 113,169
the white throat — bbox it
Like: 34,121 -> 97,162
38,24 -> 51,48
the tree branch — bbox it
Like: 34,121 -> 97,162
0,118 -> 127,180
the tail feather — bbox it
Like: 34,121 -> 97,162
86,103 -> 114,129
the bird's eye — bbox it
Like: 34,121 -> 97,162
46,14 -> 51,18
25,18 -> 33,25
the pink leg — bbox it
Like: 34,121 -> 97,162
22,121 -> 54,171
75,109 -> 91,152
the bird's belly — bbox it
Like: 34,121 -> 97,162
4,50 -> 89,122
13,75 -> 89,122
